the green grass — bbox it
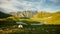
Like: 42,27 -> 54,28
0,25 -> 60,34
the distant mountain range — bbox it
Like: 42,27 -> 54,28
9,11 -> 38,18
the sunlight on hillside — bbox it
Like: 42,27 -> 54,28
30,11 -> 60,24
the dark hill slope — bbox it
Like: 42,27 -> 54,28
0,11 -> 11,18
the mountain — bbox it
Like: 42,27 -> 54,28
0,11 -> 11,18
9,11 -> 38,18
31,11 -> 60,24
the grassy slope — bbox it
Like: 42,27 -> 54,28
30,11 -> 60,24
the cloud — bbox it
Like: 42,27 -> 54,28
0,0 -> 20,13
49,0 -> 60,3
0,0 -> 60,13
0,0 -> 45,13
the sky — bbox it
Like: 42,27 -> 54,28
0,0 -> 60,13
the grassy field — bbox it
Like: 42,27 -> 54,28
0,25 -> 60,34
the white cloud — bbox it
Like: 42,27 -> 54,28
0,0 -> 21,13
0,0 -> 45,13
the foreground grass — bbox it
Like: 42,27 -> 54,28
0,25 -> 60,34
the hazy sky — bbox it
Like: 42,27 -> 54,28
0,0 -> 60,13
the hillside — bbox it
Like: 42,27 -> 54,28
0,11 -> 60,24
31,11 -> 60,24
0,11 -> 11,18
